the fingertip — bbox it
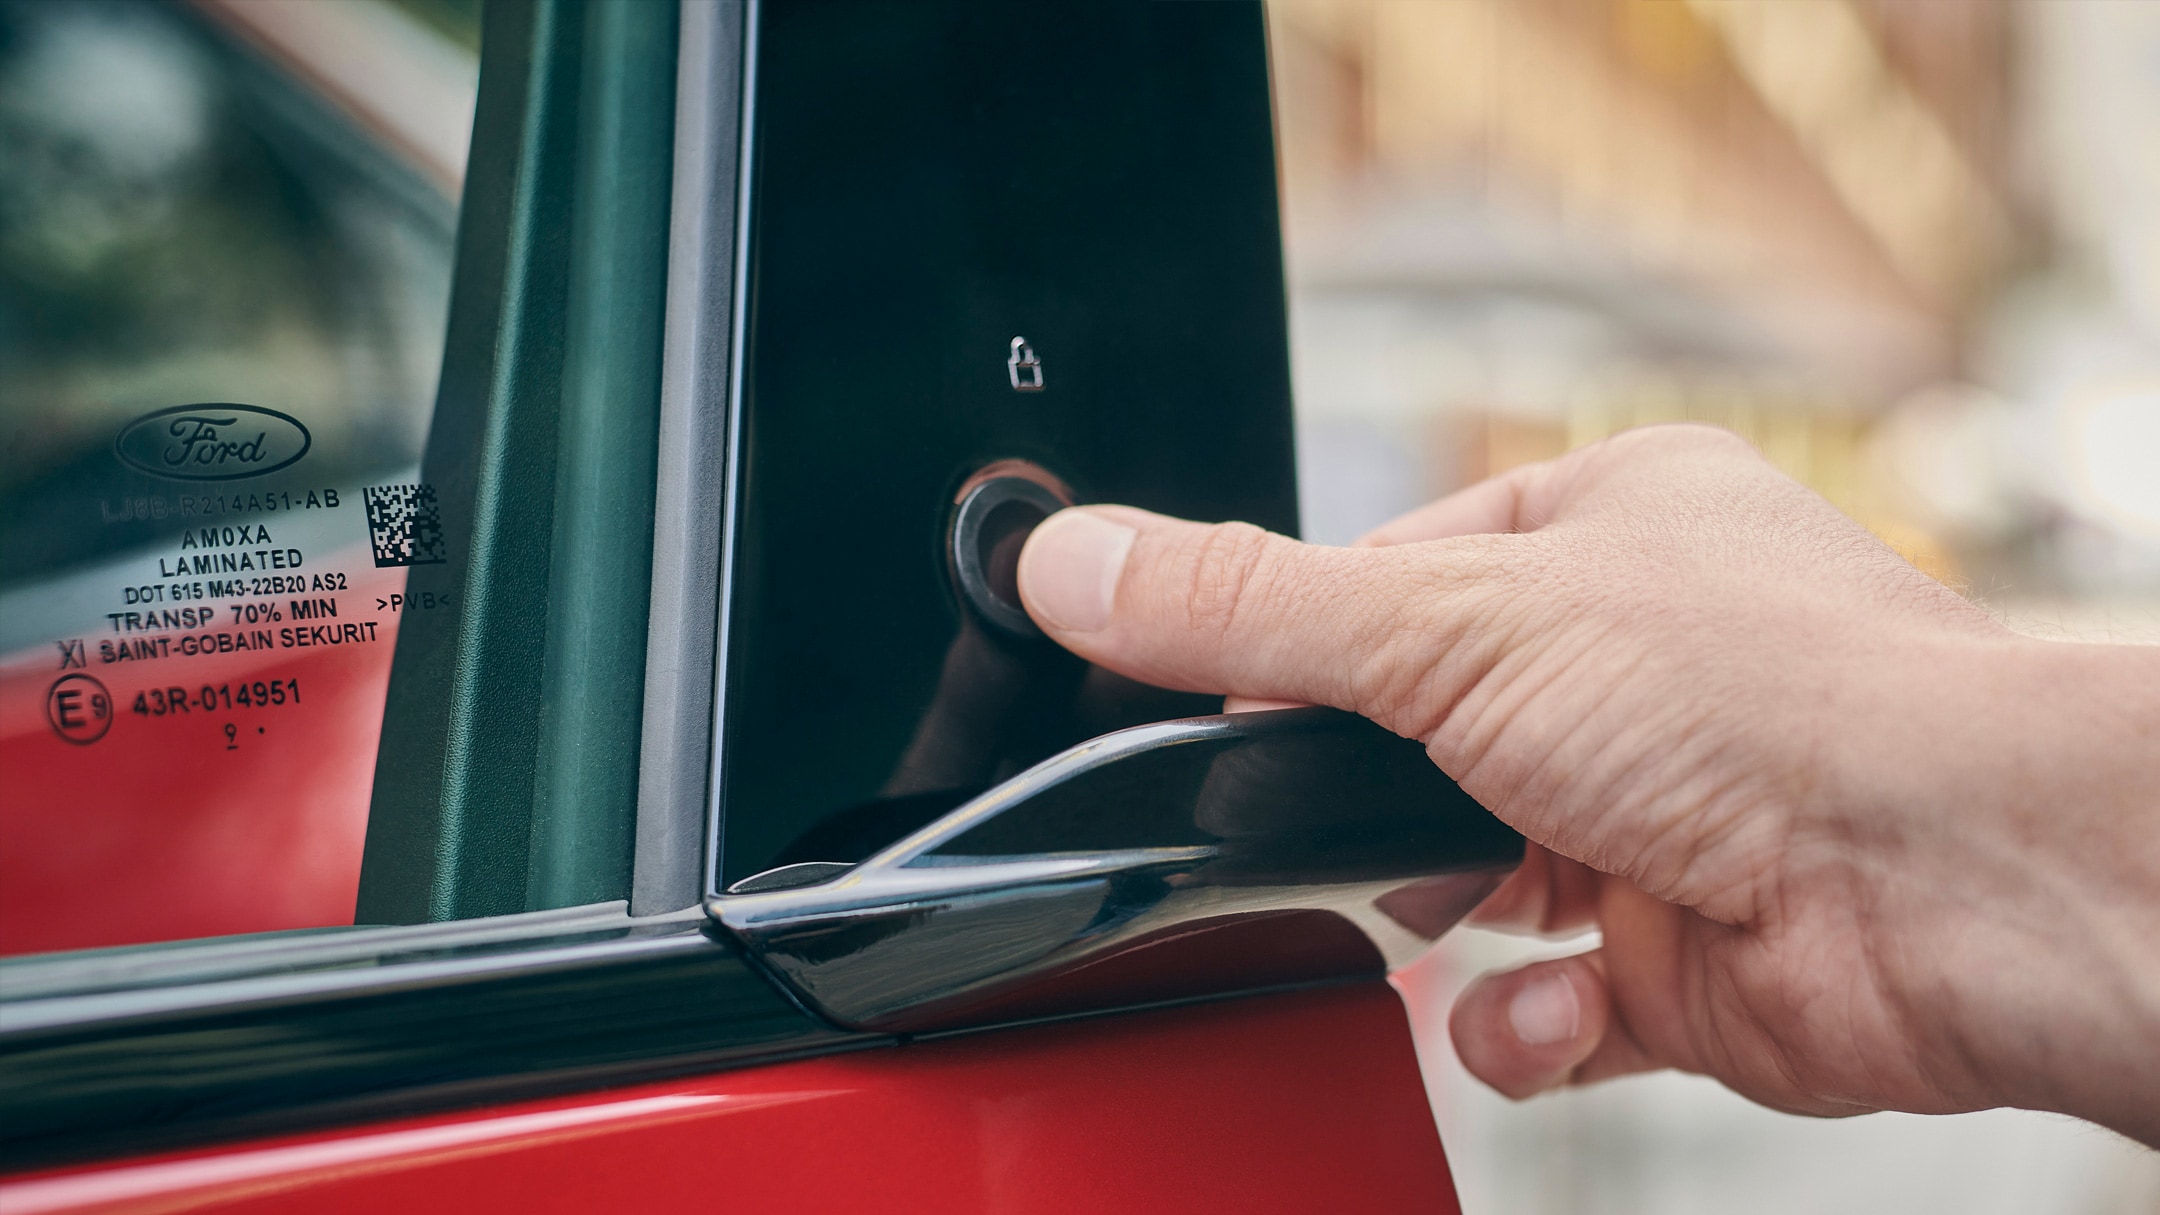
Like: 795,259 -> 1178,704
1017,507 -> 1138,634
1508,971 -> 1582,1047
1449,955 -> 1610,1099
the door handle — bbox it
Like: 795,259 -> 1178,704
708,707 -> 1523,1033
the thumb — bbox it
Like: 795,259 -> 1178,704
1016,504 -> 1501,730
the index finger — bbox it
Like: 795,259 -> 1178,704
1357,456 -> 1567,548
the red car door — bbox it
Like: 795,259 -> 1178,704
4,988 -> 1453,1214
0,3 -> 1519,1211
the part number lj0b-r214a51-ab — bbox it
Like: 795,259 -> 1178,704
132,680 -> 302,717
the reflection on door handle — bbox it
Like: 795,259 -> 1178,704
708,707 -> 1524,1034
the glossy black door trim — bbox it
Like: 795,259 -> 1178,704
704,2 -> 1299,887
633,0 -> 751,915
0,921 -> 871,1173
714,707 -> 1524,1033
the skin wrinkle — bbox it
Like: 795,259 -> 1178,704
1549,661 -> 1739,878
1341,551 -> 1463,727
1454,550 -> 1810,916
1272,544 -> 1389,694
1439,621 -> 1613,849
1865,885 -> 1996,1110
1177,521 -> 1273,659
1654,786 -> 1786,927
1523,662 -> 1691,876
1830,963 -> 1928,1112
1713,958 -> 1813,1109
1699,933 -> 1810,1108
1614,780 -> 1734,910
1709,920 -> 1885,1117
1384,553 -> 1547,747
1435,548 -> 1604,746
1628,667 -> 1827,917
1265,532 -> 1438,717
1662,729 -> 1798,881
1757,906 -> 1902,1108
1569,687 -> 1720,861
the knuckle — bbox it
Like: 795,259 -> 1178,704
1633,421 -> 1756,459
1179,521 -> 1275,641
1348,538 -> 1524,731
1569,424 -> 1768,506
1386,538 -> 1582,746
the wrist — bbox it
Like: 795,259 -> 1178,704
1882,636 -> 2160,1142
2008,639 -> 2160,1141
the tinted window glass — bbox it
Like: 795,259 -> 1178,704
0,0 -> 473,955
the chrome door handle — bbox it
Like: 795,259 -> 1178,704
708,707 -> 1522,1033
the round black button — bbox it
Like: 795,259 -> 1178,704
950,472 -> 1072,639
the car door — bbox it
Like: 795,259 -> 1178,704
0,3 -> 1516,1211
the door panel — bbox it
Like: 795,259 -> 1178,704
1,626 -> 397,953
1,984 -> 1461,1215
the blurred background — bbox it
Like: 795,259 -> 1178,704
1270,0 -> 2160,633
1261,0 -> 2160,1210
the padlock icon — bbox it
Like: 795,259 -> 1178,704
1007,336 -> 1044,392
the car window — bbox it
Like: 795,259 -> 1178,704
0,0 -> 477,957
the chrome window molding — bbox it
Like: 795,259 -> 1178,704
0,907 -> 864,1172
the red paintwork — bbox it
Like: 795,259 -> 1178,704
0,550 -> 403,955
0,984 -> 1461,1215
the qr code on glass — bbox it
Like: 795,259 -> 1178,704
363,484 -> 446,568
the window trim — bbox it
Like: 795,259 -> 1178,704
0,910 -> 869,1172
631,0 -> 751,916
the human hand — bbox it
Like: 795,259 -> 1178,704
1015,424 -> 2160,1145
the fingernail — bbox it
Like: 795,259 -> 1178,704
1021,510 -> 1136,633
1507,972 -> 1581,1048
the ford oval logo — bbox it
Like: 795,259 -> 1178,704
114,404 -> 312,481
